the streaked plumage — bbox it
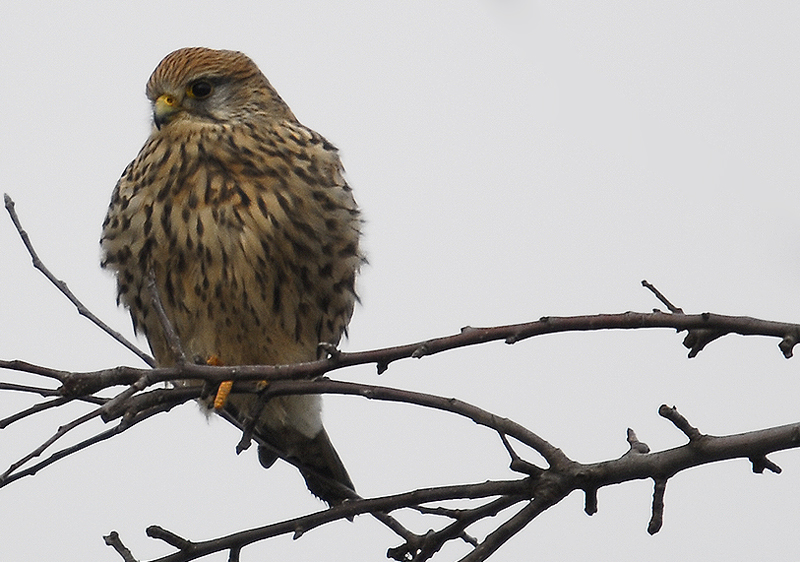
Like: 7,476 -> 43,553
100,47 -> 362,503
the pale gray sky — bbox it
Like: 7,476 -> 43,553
2,2 -> 799,561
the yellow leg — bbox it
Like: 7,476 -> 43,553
206,355 -> 232,410
214,380 -> 233,410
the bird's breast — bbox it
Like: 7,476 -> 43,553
101,121 -> 362,367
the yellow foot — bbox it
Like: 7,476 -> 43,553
214,380 -> 233,410
206,355 -> 232,410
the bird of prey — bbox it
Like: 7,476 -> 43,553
100,47 -> 362,504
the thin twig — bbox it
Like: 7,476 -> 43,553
3,193 -> 155,367
0,359 -> 75,383
641,279 -> 683,313
498,432 -> 546,476
659,404 -> 702,441
0,381 -> 64,397
97,373 -> 157,422
145,267 -> 185,364
0,407 -> 103,482
0,396 -> 72,428
458,498 -> 556,562
412,496 -> 522,561
0,391 -> 186,488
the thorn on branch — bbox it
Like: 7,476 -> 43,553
627,428 -> 650,454
641,280 -> 683,314
750,455 -> 782,474
103,531 -> 138,562
659,405 -> 702,441
648,478 -> 667,535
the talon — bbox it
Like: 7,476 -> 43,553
317,342 -> 340,359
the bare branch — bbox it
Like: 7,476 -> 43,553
0,406 -> 102,483
93,385 -> 800,560
4,193 -> 155,367
5,195 -> 800,560
145,267 -> 185,364
458,497 -> 556,562
0,388 -> 191,488
408,496 -> 517,561
112,480 -> 529,562
3,310 -> 799,403
5,308 -> 794,419
0,381 -> 105,405
0,359 -> 74,383
0,396 -> 72,428
260,379 -> 567,467
147,526 -> 195,551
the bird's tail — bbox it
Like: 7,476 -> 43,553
219,392 -> 355,505
256,426 -> 355,505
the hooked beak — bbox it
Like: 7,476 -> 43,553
154,94 -> 181,129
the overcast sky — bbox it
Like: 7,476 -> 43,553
2,2 -> 800,561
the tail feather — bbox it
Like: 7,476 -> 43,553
220,394 -> 355,505
257,428 -> 355,505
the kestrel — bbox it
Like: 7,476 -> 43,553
100,47 -> 362,504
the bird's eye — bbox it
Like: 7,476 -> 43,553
188,80 -> 213,99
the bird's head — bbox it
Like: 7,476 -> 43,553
145,47 -> 296,130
